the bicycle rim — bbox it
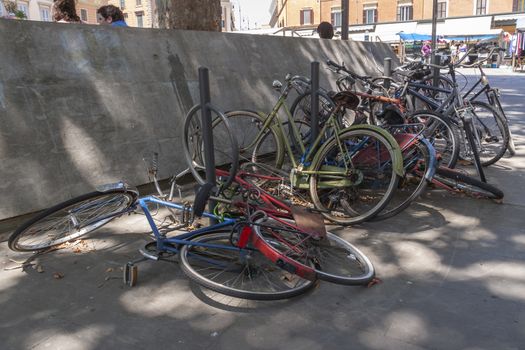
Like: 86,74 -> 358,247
179,231 -> 315,300
9,190 -> 136,251
375,138 -> 432,220
309,129 -> 400,225
253,217 -> 375,285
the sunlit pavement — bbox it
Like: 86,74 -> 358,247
1,71 -> 524,350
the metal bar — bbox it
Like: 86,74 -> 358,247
310,61 -> 320,145
198,67 -> 217,223
341,0 -> 349,40
383,57 -> 392,90
431,0 -> 438,87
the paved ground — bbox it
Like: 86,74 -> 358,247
1,69 -> 524,350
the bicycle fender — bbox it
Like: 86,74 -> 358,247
418,137 -> 438,180
333,125 -> 405,177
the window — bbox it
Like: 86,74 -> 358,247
397,5 -> 413,21
300,8 -> 313,25
363,6 -> 377,24
136,0 -> 141,6
476,0 -> 487,15
437,1 -> 447,18
120,0 -> 125,10
331,7 -> 342,27
80,9 -> 88,22
17,2 -> 29,18
513,0 -> 525,11
136,11 -> 143,27
40,6 -> 51,21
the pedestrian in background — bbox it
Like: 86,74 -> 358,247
458,41 -> 468,62
421,40 -> 432,62
97,5 -> 128,27
52,0 -> 81,23
450,40 -> 457,63
317,22 -> 334,39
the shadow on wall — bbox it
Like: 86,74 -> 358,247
0,19 -> 398,220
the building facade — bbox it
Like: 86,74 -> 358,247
221,0 -> 235,31
0,0 -> 106,24
78,0 -> 108,24
270,0 -> 523,28
1,0 -> 53,21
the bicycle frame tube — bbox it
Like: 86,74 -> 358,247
137,197 -> 236,250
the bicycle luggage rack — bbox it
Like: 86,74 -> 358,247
124,67 -> 220,287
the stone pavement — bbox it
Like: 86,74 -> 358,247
0,70 -> 524,350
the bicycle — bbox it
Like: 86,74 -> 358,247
394,46 -> 510,168
183,76 -> 405,225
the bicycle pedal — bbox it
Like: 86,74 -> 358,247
123,262 -> 138,287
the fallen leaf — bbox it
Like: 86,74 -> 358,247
105,268 -> 114,273
53,272 -> 64,279
36,265 -> 44,273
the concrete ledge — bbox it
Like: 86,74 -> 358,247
0,19 -> 397,219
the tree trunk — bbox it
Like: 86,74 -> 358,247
156,0 -> 222,31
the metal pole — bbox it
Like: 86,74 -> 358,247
431,0 -> 438,87
383,57 -> 392,90
310,61 -> 320,145
341,0 -> 349,40
198,67 -> 217,222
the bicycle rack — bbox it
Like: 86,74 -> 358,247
198,67 -> 218,223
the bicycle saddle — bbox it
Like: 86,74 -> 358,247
331,91 -> 360,109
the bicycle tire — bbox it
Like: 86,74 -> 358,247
182,104 -> 239,188
252,217 -> 375,285
309,128 -> 400,225
405,110 -> 460,168
9,189 -> 137,252
488,91 -> 516,156
433,167 -> 504,200
179,230 -> 315,300
374,137 -> 434,220
288,91 -> 338,151
222,110 -> 285,170
465,101 -> 510,167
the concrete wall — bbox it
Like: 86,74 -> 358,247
0,18 -> 397,220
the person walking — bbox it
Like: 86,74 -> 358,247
421,41 -> 432,62
450,40 -> 457,63
97,5 -> 128,27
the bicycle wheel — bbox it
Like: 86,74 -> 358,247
179,231 -> 315,300
409,75 -> 455,112
252,217 -> 375,285
405,110 -> 460,168
463,101 -> 509,166
374,136 -> 434,220
220,110 -> 285,170
309,128 -> 400,225
288,91 -> 338,151
183,105 -> 239,187
488,90 -> 516,156
433,167 -> 504,200
9,189 -> 137,252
